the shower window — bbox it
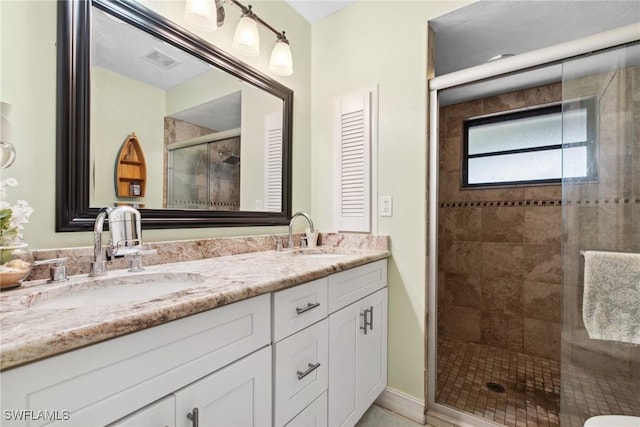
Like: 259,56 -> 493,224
462,99 -> 596,187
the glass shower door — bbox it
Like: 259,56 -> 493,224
560,43 -> 640,426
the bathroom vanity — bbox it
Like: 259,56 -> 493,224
0,246 -> 388,427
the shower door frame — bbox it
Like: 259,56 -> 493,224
426,24 -> 640,427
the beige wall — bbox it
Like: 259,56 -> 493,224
311,0 -> 473,401
165,68 -> 241,116
0,0 -> 311,249
438,83 -> 563,362
91,67 -> 166,208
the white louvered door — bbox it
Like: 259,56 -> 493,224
333,90 -> 372,232
265,111 -> 283,212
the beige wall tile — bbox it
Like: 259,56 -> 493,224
482,242 -> 524,280
524,185 -> 561,201
523,206 -> 561,246
482,91 -> 526,115
523,82 -> 561,106
523,281 -> 562,323
523,245 -> 562,283
442,99 -> 483,121
523,318 -> 561,360
442,241 -> 483,275
442,137 -> 462,173
440,207 -> 481,242
482,277 -> 523,316
481,311 -> 523,353
481,206 -> 525,243
443,305 -> 481,342
445,273 -> 482,310
438,82 -> 565,359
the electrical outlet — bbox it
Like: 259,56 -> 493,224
381,196 -> 393,217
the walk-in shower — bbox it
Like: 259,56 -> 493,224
428,33 -> 639,427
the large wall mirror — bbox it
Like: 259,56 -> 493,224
57,0 -> 293,231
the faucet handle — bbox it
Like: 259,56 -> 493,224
34,257 -> 68,283
126,249 -> 158,272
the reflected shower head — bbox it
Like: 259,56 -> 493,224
219,151 -> 240,165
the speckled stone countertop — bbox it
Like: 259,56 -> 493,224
0,239 -> 389,371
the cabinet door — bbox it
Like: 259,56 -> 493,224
328,300 -> 360,427
107,396 -> 175,427
328,287 -> 388,427
356,288 -> 388,413
174,346 -> 271,427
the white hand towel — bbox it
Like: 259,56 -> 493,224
582,250 -> 640,344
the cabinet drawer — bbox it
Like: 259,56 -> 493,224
285,391 -> 327,427
328,260 -> 387,313
274,319 -> 328,427
273,278 -> 328,342
0,294 -> 270,427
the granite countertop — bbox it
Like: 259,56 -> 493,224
0,246 -> 389,371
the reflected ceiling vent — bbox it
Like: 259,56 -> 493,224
143,48 -> 181,70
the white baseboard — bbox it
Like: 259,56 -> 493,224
375,386 -> 426,424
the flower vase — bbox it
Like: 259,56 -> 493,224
0,242 -> 34,289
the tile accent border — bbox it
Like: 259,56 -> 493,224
439,197 -> 640,208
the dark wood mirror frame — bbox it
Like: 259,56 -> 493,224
56,0 -> 293,231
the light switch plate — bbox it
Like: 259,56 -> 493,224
381,196 -> 393,217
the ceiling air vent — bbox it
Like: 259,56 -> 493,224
143,48 -> 181,70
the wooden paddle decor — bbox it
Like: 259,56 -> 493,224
114,133 -> 147,198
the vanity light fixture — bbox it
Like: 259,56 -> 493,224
184,0 -> 294,76
184,0 -> 218,32
232,6 -> 260,56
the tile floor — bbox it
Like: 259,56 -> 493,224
437,338 -> 561,427
561,358 -> 640,427
356,404 -> 428,427
437,338 -> 640,427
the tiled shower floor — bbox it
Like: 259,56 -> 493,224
437,338 -> 561,427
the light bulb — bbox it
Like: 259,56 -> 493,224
269,39 -> 293,76
232,15 -> 260,57
184,0 -> 218,32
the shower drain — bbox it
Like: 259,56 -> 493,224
486,382 -> 506,393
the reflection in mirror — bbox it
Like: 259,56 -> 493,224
90,6 -> 284,212
57,0 -> 293,231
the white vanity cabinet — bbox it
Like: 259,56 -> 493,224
328,261 -> 388,427
0,294 -> 271,427
1,258 -> 388,427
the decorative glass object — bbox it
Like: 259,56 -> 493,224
0,241 -> 34,289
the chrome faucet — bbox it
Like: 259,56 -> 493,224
287,212 -> 315,250
89,206 -> 154,276
90,208 -> 110,277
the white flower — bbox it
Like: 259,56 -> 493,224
0,178 -> 33,246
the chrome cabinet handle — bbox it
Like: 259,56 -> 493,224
297,362 -> 321,380
296,302 -> 320,315
187,408 -> 199,427
360,306 -> 373,334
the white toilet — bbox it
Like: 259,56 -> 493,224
584,415 -> 640,427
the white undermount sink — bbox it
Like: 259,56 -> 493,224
31,272 -> 207,309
